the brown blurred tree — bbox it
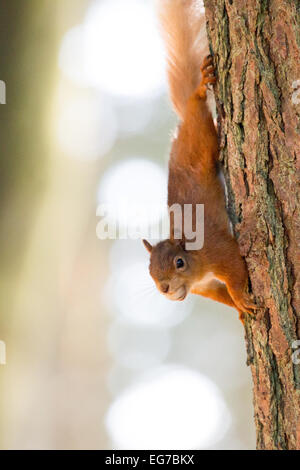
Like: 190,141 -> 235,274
0,0 -> 62,446
204,0 -> 300,449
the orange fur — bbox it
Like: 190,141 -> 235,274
144,1 -> 256,322
157,0 -> 208,120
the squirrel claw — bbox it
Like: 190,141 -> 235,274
237,304 -> 257,324
201,55 -> 214,71
200,56 -> 216,88
238,311 -> 246,324
238,307 -> 257,324
233,292 -> 257,319
203,76 -> 217,86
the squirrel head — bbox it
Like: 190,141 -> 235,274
143,238 -> 197,301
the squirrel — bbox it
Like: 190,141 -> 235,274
142,0 -> 256,322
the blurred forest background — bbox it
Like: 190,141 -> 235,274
0,0 -> 256,449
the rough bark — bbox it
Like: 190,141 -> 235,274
204,0 -> 300,450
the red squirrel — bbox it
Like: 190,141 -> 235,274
142,0 -> 256,322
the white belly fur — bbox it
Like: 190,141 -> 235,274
192,272 -> 216,290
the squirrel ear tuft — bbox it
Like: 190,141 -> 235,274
142,239 -> 153,254
174,239 -> 186,251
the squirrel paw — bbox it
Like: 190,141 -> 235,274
238,310 -> 246,324
197,55 -> 216,98
233,291 -> 257,318
201,55 -> 216,86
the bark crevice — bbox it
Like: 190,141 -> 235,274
204,0 -> 300,449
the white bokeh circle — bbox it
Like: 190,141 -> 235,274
106,366 -> 231,449
97,159 -> 167,232
59,0 -> 166,99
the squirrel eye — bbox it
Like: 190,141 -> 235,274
176,258 -> 185,269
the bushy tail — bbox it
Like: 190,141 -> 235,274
157,0 -> 208,120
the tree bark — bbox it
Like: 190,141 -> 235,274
204,0 -> 300,450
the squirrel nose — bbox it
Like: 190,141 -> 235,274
161,283 -> 169,294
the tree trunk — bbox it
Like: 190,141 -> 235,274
204,0 -> 300,450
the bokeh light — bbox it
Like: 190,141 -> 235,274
106,261 -> 194,328
106,366 -> 231,449
97,159 -> 167,233
109,239 -> 150,273
55,84 -> 117,160
59,0 -> 166,99
108,321 -> 171,370
1,0 -> 256,451
58,26 -> 86,86
117,99 -> 156,137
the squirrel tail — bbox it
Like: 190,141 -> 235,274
157,0 -> 208,120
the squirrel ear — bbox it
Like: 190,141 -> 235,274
174,239 -> 186,251
142,239 -> 153,254
179,240 -> 186,251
